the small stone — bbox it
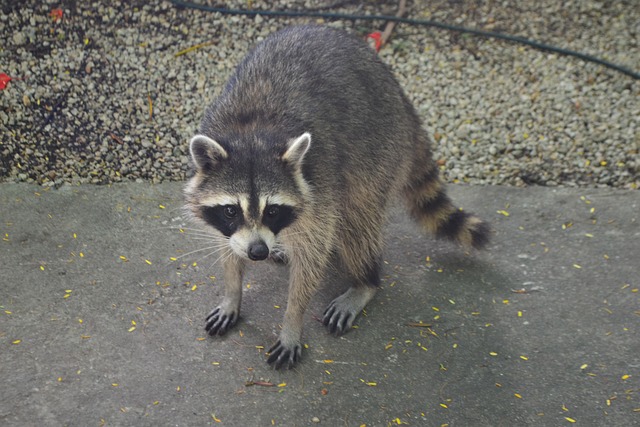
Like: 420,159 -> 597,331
13,32 -> 26,45
311,417 -> 320,423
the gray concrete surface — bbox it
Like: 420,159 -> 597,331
1,182 -> 638,426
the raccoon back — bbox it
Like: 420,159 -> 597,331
200,26 -> 424,178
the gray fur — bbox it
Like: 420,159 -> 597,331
184,25 -> 490,369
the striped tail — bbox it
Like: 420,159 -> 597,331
403,166 -> 490,249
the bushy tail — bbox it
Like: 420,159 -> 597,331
403,166 -> 490,249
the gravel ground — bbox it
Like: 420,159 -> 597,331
1,0 -> 638,188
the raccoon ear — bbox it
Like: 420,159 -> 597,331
189,135 -> 228,171
282,132 -> 311,166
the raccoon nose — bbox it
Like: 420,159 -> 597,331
248,242 -> 269,261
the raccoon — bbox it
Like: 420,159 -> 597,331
184,25 -> 490,369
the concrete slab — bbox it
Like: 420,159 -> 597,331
1,182 -> 638,426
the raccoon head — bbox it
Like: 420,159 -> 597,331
184,132 -> 311,261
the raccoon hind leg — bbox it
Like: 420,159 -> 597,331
322,260 -> 379,335
323,221 -> 382,335
404,164 -> 491,249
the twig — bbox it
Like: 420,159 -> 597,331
109,132 -> 124,145
380,0 -> 407,46
174,39 -> 218,57
148,94 -> 153,120
245,380 -> 275,387
406,322 -> 433,328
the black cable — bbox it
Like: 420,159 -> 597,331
169,0 -> 639,80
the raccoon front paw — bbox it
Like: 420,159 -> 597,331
269,248 -> 288,265
266,340 -> 302,369
204,307 -> 238,336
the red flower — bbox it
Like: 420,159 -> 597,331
366,31 -> 382,52
0,73 -> 12,90
50,8 -> 63,21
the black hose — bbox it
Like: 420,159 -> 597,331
169,0 -> 639,80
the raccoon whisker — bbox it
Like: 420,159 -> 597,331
190,246 -> 233,268
208,248 -> 234,271
183,238 -> 228,246
144,226 -> 220,238
173,227 -> 222,236
197,246 -> 234,265
180,234 -> 229,242
187,236 -> 228,246
173,226 -> 217,233
172,250 -> 229,270
134,226 -> 188,233
179,231 -> 228,240
151,225 -> 219,236
166,206 -> 187,215
184,237 -> 229,245
181,230 -> 225,237
184,243 -> 230,254
171,244 -> 229,261
171,249 -> 225,263
185,235 -> 229,243
183,233 -> 227,241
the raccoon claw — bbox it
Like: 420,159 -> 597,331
322,303 -> 355,336
205,307 -> 238,336
266,340 -> 302,369
270,248 -> 288,265
322,287 -> 375,335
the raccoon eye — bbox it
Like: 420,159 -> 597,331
262,204 -> 296,234
223,205 -> 238,219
